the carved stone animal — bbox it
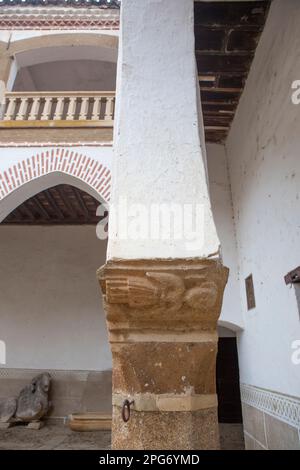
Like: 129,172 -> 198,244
0,373 -> 51,424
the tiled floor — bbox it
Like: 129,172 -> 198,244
0,422 -> 244,450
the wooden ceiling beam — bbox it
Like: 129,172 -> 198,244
196,50 -> 254,57
72,187 -> 90,221
32,196 -> 51,220
57,186 -> 77,219
11,207 -> 24,222
200,87 -> 243,93
45,189 -> 65,220
1,185 -> 102,225
21,202 -> 35,222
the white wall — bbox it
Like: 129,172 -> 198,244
226,0 -> 300,397
0,146 -> 113,176
207,143 -> 243,331
0,225 -> 112,371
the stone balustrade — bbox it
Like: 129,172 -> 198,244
2,92 -> 115,127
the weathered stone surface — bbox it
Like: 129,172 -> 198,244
0,422 -> 111,450
112,392 -> 217,412
112,406 -> 220,450
27,421 -> 44,430
0,373 -> 51,425
111,342 -> 217,395
98,258 -> 228,450
0,397 -> 17,423
0,422 -> 244,450
98,258 -> 228,333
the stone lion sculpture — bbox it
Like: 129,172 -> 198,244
0,373 -> 51,428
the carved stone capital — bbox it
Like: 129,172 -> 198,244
97,258 -> 229,339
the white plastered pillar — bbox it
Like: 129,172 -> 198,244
108,0 -> 220,260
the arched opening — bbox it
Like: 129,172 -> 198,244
0,180 -> 112,423
3,36 -> 118,132
0,149 -> 112,222
12,45 -> 117,93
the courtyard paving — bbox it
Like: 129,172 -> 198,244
0,423 -> 244,450
0,422 -> 111,450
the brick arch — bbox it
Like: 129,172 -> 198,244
0,148 -> 111,204
9,33 -> 118,57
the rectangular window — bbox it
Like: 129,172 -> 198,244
245,274 -> 256,310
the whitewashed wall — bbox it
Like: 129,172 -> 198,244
0,225 -> 111,371
226,0 -> 300,397
206,143 -> 243,331
0,146 -> 112,176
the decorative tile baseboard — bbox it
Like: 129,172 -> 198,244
240,383 -> 300,429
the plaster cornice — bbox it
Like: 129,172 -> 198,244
0,6 -> 120,30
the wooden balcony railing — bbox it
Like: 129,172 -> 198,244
1,92 -> 115,128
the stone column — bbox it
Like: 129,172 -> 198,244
98,0 -> 229,449
0,51 -> 13,118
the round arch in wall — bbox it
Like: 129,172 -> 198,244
0,148 -> 111,222
9,32 -> 118,60
4,33 -> 118,91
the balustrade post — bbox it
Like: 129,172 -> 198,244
91,97 -> 101,120
41,97 -> 52,121
4,97 -> 16,121
66,97 -> 77,121
79,97 -> 89,120
53,97 -> 65,120
104,96 -> 114,121
16,98 -> 28,121
28,97 -> 40,121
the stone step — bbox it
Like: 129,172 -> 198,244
68,413 -> 112,432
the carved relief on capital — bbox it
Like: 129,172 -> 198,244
105,272 -> 184,311
97,259 -> 229,331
